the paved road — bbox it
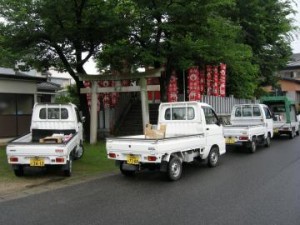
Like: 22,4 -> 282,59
0,137 -> 300,225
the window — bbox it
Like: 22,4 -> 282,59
242,106 -> 252,117
39,107 -> 69,120
165,107 -> 195,120
0,94 -> 15,115
253,106 -> 261,116
17,95 -> 33,115
235,106 -> 241,117
263,107 -> 272,119
202,107 -> 219,125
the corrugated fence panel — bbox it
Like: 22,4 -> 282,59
200,95 -> 258,115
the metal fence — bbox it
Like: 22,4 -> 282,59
201,95 -> 258,115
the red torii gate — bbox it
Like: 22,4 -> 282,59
79,68 -> 163,144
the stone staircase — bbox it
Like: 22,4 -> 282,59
115,101 -> 159,136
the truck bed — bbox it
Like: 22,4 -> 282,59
223,124 -> 265,136
9,133 -> 75,145
106,133 -> 206,163
6,133 -> 78,162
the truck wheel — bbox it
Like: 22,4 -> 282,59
167,156 -> 182,181
74,144 -> 84,160
207,147 -> 219,167
120,163 -> 135,177
289,130 -> 295,139
296,130 -> 299,136
264,135 -> 271,148
13,166 -> 24,177
64,158 -> 72,177
249,139 -> 256,153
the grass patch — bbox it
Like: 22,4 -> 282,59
73,141 -> 118,177
0,146 -> 17,182
0,141 -> 117,182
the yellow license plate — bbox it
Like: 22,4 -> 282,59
30,158 -> 45,167
126,155 -> 139,165
226,137 -> 236,144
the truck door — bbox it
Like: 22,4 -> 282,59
202,106 -> 224,149
75,108 -> 83,142
262,106 -> 273,137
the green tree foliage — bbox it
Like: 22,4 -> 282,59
55,84 -> 79,105
0,0 -> 295,105
97,0 -> 257,98
234,0 -> 294,86
0,0 -> 125,138
97,0 -> 294,98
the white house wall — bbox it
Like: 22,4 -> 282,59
0,80 -> 37,94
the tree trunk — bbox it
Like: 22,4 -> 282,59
75,78 -> 90,141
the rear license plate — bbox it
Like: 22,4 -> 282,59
126,155 -> 139,165
30,158 -> 45,167
225,137 -> 236,144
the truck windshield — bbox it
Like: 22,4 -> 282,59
39,108 -> 69,120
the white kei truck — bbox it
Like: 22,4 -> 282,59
106,101 -> 226,181
6,103 -> 84,177
223,104 -> 274,153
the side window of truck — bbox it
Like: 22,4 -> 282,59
235,107 -> 241,117
263,107 -> 272,119
202,107 -> 218,125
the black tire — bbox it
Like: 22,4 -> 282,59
264,135 -> 271,148
120,162 -> 135,177
207,147 -> 219,167
13,165 -> 24,177
249,139 -> 256,153
73,144 -> 84,160
167,156 -> 182,181
289,130 -> 295,139
63,157 -> 73,177
296,130 -> 299,136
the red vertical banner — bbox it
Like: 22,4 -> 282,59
188,67 -> 201,101
110,81 -> 119,108
199,69 -> 205,94
212,66 -> 219,96
167,71 -> 178,102
219,63 -> 226,97
206,65 -> 212,96
99,80 -> 111,109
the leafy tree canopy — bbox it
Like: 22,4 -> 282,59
0,0 -> 296,101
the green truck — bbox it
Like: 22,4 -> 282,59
260,96 -> 299,139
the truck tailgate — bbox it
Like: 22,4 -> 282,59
6,133 -> 79,165
107,134 -> 205,163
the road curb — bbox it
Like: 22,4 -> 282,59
0,171 -> 118,203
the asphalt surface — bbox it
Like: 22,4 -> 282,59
0,137 -> 299,225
